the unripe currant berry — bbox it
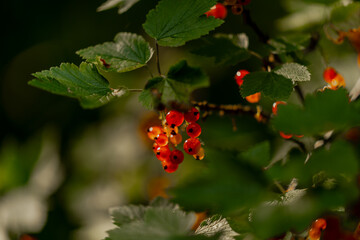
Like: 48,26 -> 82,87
279,131 -> 293,139
170,133 -> 182,146
184,138 -> 201,155
272,101 -> 286,115
329,74 -> 346,89
184,107 -> 200,123
166,110 -> 184,128
246,92 -> 261,103
234,69 -> 250,86
313,218 -> 327,230
193,147 -> 205,160
205,3 -> 227,19
163,161 -> 178,173
186,122 -> 202,138
155,133 -> 169,146
147,126 -> 164,140
170,149 -> 184,164
238,0 -> 251,5
152,142 -> 160,153
165,124 -> 179,136
156,146 -> 171,162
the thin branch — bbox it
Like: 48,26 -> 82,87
128,89 -> 143,93
242,9 -> 269,43
191,101 -> 270,122
155,41 -> 162,76
295,85 -> 305,105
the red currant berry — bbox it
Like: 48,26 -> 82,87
234,69 -> 250,87
156,146 -> 171,162
205,3 -> 227,19
184,138 -> 201,155
279,131 -> 293,139
170,150 -> 184,164
170,134 -> 182,146
152,142 -> 159,153
147,126 -> 164,140
186,122 -> 202,138
308,228 -> 321,240
155,133 -> 168,146
165,124 -> 179,136
163,162 -> 178,173
193,147 -> 205,160
246,92 -> 261,103
272,101 -> 286,115
313,218 -> 327,230
238,0 -> 251,5
323,67 -> 337,84
184,107 -> 200,123
166,110 -> 184,128
329,74 -> 346,89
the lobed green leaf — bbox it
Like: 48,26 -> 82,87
143,0 -> 223,47
240,71 -> 294,100
77,32 -> 154,73
271,88 -> 360,136
274,63 -> 311,83
29,62 -> 126,108
139,60 -> 209,109
191,35 -> 251,65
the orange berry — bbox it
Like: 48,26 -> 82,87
147,126 -> 164,140
314,218 -> 327,230
155,133 -> 169,146
246,92 -> 261,103
170,134 -> 182,145
193,147 -> 205,160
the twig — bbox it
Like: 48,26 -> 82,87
191,101 -> 270,122
295,85 -> 305,105
242,9 -> 269,43
155,41 -> 162,76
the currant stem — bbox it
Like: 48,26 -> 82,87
242,9 -> 269,43
295,85 -> 305,105
155,41 -> 162,76
128,89 -> 143,93
191,101 -> 270,122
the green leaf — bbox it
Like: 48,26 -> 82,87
107,204 -> 198,240
143,0 -> 223,47
271,88 -> 360,136
172,149 -> 269,214
139,60 -> 209,109
240,72 -> 294,100
76,32 -> 154,73
274,63 -> 311,83
29,62 -> 126,108
110,205 -> 146,227
268,34 -> 311,54
195,215 -> 239,240
97,0 -> 140,14
330,2 -> 360,30
191,36 -> 251,65
239,141 -> 270,168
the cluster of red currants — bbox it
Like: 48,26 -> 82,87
147,108 -> 205,173
272,101 -> 304,139
235,69 -> 261,103
308,218 -> 327,240
205,0 -> 251,19
323,67 -> 346,90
